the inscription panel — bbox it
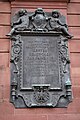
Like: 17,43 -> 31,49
21,35 -> 61,89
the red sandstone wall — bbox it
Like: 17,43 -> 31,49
0,0 -> 80,120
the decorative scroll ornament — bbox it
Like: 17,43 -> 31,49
7,8 -> 73,108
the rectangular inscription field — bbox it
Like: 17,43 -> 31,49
21,35 -> 61,89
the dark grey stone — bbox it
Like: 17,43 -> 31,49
7,8 -> 73,108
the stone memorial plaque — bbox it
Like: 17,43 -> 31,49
8,8 -> 73,108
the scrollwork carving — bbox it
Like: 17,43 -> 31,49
10,35 -> 21,75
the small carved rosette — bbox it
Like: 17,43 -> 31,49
8,8 -> 73,108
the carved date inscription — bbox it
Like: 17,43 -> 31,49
22,36 -> 61,89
